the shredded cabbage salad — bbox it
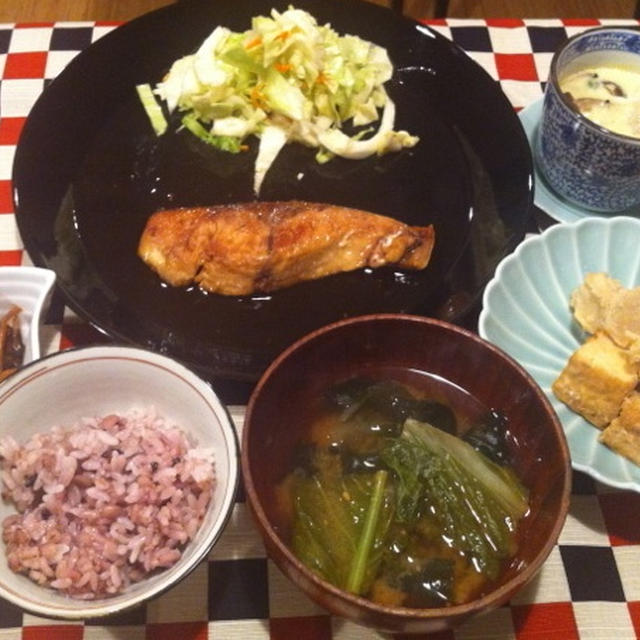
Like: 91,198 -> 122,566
137,6 -> 419,194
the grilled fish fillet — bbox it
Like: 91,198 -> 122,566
138,201 -> 435,295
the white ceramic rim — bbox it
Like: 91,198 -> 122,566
0,266 -> 56,361
0,344 -> 239,619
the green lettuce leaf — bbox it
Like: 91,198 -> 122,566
381,418 -> 529,580
291,469 -> 393,594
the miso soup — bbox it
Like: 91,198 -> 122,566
275,369 -> 530,609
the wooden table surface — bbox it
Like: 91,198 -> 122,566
0,0 -> 638,24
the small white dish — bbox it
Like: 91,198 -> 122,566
479,216 -> 640,491
0,344 -> 239,619
0,266 -> 56,363
519,98 -> 640,224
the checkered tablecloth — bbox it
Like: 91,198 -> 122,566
2,15 -> 640,640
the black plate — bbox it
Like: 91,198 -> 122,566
13,0 -> 533,381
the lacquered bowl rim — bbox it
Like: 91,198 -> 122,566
242,313 -> 572,626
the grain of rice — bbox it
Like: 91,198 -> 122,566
0,408 -> 215,599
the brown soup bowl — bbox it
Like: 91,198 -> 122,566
242,314 -> 571,634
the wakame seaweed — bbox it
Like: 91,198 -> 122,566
401,558 -> 455,607
325,378 -> 457,434
463,409 -> 512,465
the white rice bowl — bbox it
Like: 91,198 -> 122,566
0,344 -> 238,619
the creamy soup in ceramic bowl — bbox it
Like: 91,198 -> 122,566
559,52 -> 640,138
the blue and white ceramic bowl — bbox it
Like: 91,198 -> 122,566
479,216 -> 640,492
535,27 -> 640,213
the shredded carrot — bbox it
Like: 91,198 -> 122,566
244,35 -> 262,50
250,85 -> 265,108
316,72 -> 328,85
274,63 -> 292,73
275,30 -> 291,41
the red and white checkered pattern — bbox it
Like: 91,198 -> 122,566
1,17 -> 640,640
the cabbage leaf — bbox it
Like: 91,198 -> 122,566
143,7 -> 419,193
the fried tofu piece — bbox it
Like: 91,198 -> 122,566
605,287 -> 640,351
570,272 -> 622,334
571,272 -> 640,350
600,391 -> 640,466
552,331 -> 639,428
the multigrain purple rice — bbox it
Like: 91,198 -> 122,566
0,408 -> 215,599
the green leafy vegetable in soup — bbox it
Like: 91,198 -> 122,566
291,469 -> 393,595
280,377 -> 530,608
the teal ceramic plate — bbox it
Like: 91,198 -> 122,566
520,98 -> 640,224
479,216 -> 640,490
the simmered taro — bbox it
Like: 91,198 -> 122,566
278,376 -> 529,609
